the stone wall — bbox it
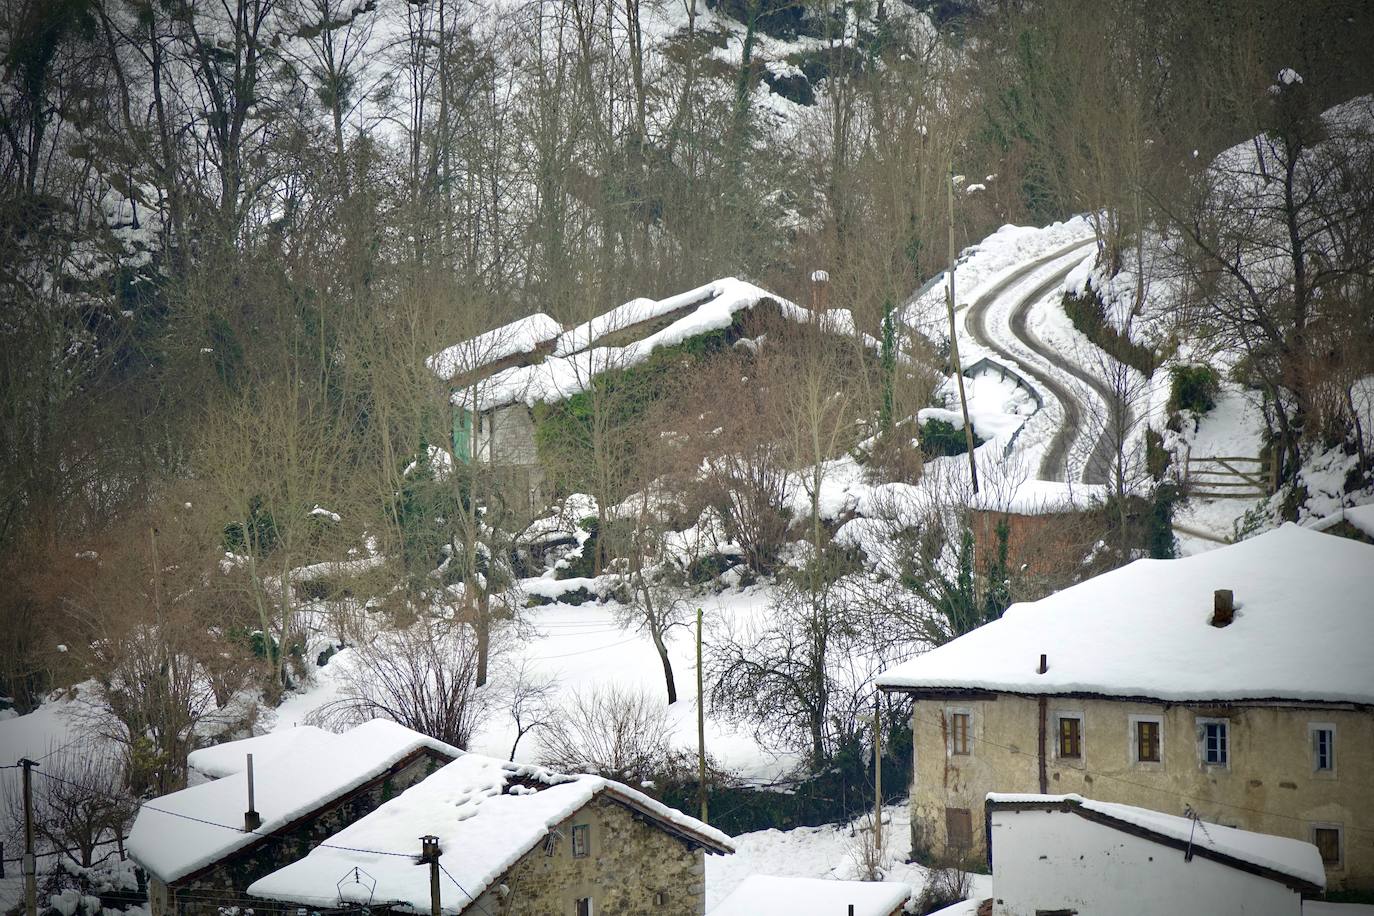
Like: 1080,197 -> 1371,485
908,696 -> 1374,891
473,794 -> 709,916
157,750 -> 449,916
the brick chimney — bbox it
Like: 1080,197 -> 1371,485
810,269 -> 829,315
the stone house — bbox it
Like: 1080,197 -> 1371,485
246,752 -> 733,916
425,277 -> 863,513
982,793 -> 1325,915
127,720 -> 461,916
876,525 -> 1374,892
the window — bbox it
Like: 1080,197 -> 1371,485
575,897 -> 593,916
571,824 -> 590,858
543,832 -> 558,856
1313,826 -> 1342,868
653,891 -> 668,906
1199,719 -> 1228,766
1057,715 -> 1082,759
950,712 -> 971,755
945,807 -> 973,850
1133,718 -> 1161,763
1311,724 -> 1336,773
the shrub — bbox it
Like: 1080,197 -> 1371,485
1062,288 -> 1159,375
919,418 -> 979,457
1168,364 -> 1220,415
913,866 -> 973,915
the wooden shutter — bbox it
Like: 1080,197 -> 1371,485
946,807 -> 973,850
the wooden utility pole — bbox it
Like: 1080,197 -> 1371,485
946,167 -> 980,493
696,607 -> 707,824
873,698 -> 882,852
421,835 -> 441,916
20,758 -> 38,916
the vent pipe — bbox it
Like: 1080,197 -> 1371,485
244,753 -> 262,831
1212,589 -> 1235,627
1038,654 -> 1048,674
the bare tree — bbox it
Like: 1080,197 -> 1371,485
539,685 -> 673,783
313,618 -> 492,749
3,741 -> 134,868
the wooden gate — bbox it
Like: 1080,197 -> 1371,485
1184,450 -> 1275,499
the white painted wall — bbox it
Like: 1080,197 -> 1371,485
991,808 -> 1303,916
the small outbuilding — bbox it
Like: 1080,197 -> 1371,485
985,793 -> 1325,916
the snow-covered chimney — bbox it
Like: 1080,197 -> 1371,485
1211,589 -> 1235,627
244,753 -> 262,831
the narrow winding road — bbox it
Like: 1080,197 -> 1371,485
961,239 -> 1099,482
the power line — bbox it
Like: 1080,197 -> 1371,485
438,861 -> 496,916
32,769 -> 418,859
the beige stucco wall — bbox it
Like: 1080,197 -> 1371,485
908,696 -> 1374,891
476,794 -> 708,916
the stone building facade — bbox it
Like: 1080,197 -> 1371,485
901,693 -> 1373,892
466,794 -> 712,916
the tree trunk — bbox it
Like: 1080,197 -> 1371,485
652,628 -> 677,704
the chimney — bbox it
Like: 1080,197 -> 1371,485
810,269 -> 829,315
244,753 -> 262,832
1038,654 -> 1048,674
1211,589 -> 1235,627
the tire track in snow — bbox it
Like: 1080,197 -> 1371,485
962,239 -> 1097,482
1006,267 -> 1130,486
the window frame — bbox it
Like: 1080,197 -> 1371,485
1053,711 -> 1084,761
1197,717 -> 1230,768
1311,823 -> 1343,869
574,896 -> 594,916
945,706 -> 973,757
1309,722 -> 1336,776
1129,715 -> 1164,767
571,823 -> 591,859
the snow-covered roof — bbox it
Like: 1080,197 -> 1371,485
128,720 -> 462,883
711,875 -> 911,916
246,754 -> 732,914
453,277 -> 799,412
987,793 -> 1326,890
426,313 -> 563,380
876,525 -> 1374,704
187,726 -> 337,780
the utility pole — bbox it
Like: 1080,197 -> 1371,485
946,166 -> 980,493
696,606 -> 707,824
20,757 -> 38,916
421,835 -> 441,916
873,698 -> 882,853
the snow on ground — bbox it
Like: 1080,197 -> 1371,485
266,583 -> 792,782
705,802 -> 990,912
1167,385 -> 1270,554
901,217 -> 1096,338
